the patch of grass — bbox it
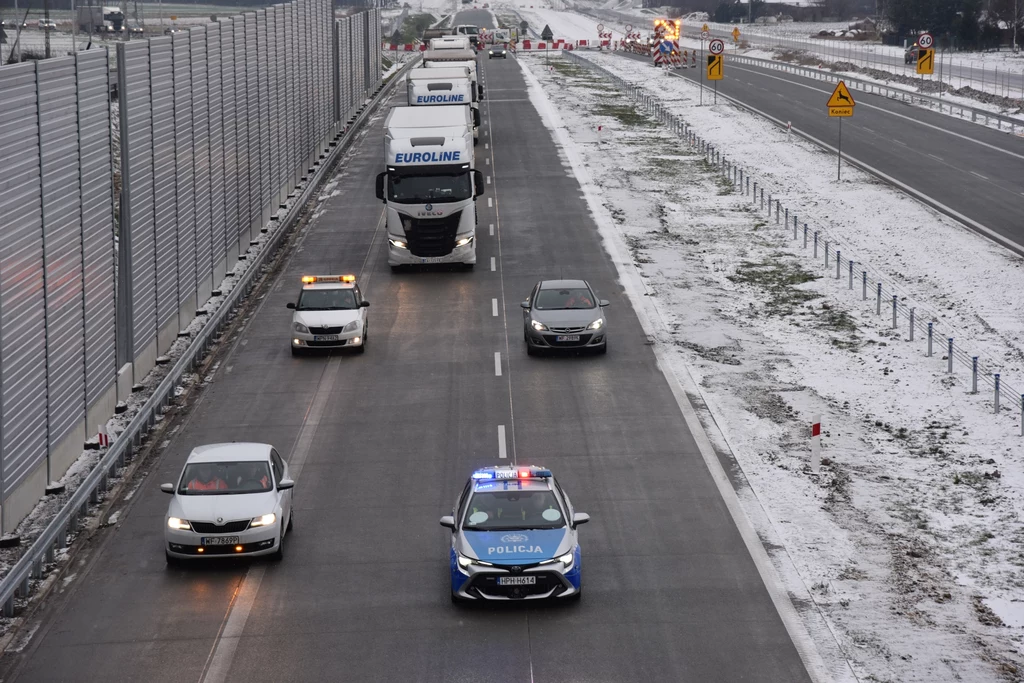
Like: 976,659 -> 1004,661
728,257 -> 821,316
548,60 -> 591,78
593,104 -> 655,127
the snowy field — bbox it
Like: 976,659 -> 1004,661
517,49 -> 1024,681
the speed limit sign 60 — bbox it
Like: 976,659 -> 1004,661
918,32 -> 934,48
709,38 -> 724,55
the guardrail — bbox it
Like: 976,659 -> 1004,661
563,48 -> 1024,434
0,56 -> 417,620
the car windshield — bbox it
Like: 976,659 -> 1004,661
388,171 -> 472,203
297,288 -> 358,310
534,287 -> 595,310
178,461 -> 273,495
463,490 -> 566,530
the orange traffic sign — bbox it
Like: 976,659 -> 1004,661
917,48 -> 934,75
706,54 -> 723,80
732,27 -> 740,42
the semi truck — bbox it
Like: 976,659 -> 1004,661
377,106 -> 484,271
406,66 -> 480,143
76,6 -> 125,33
454,24 -> 481,48
422,47 -> 484,103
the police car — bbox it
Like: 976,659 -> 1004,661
286,274 -> 370,355
440,466 -> 589,602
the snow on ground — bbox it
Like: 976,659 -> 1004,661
518,50 -> 1024,681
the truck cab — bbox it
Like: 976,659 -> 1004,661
407,67 -> 481,141
454,24 -> 481,49
378,107 -> 484,271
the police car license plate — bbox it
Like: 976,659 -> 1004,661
420,257 -> 447,263
201,536 -> 239,546
497,576 -> 536,586
313,335 -> 339,342
556,335 -> 580,342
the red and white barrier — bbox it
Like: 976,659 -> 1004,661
97,424 -> 110,448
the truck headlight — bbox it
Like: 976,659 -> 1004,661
531,320 -> 548,332
455,236 -> 474,247
388,237 -> 408,249
587,318 -> 604,330
342,320 -> 360,333
167,517 -> 192,531
294,322 -> 309,333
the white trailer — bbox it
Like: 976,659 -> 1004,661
406,66 -> 480,142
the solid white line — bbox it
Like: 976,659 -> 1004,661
492,298 -> 498,316
487,197 -> 493,208
971,170 -> 988,180
490,256 -> 496,271
489,223 -> 494,236
497,425 -> 507,459
928,153 -> 943,161
893,139 -> 907,146
494,351 -> 502,376
200,358 -> 341,683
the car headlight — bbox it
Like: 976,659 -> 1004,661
342,320 -> 360,333
294,321 -> 309,334
587,318 -> 604,330
457,553 -> 493,569
531,320 -> 548,332
388,237 -> 408,249
249,513 -> 277,527
167,517 -> 192,531
541,551 -> 574,568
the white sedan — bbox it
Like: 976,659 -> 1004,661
162,443 -> 294,564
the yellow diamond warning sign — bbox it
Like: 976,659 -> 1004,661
826,81 -> 855,117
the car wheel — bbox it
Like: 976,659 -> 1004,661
390,265 -> 404,274
597,341 -> 607,355
270,532 -> 284,561
526,342 -> 536,356
290,346 -> 302,357
567,585 -> 582,601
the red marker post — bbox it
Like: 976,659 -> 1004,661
810,415 -> 821,473
97,424 -> 110,448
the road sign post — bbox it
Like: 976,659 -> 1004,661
826,81 -> 855,180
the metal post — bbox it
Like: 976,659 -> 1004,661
995,374 -> 1001,412
876,283 -> 882,315
836,250 -> 841,279
768,194 -> 772,217
948,338 -> 953,373
862,271 -> 867,300
784,206 -> 788,228
892,295 -> 897,328
824,241 -> 829,269
927,323 -> 933,356
848,260 -> 853,289
909,307 -> 914,340
746,176 -> 749,196
972,357 -> 978,393
804,224 -> 808,249
760,187 -> 764,209
753,181 -> 757,203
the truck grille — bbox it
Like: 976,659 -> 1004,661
405,212 -> 461,257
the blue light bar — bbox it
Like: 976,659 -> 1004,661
471,471 -> 494,480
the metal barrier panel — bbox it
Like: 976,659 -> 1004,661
257,10 -> 272,228
77,50 -> 116,410
220,19 -> 239,257
173,31 -> 197,316
233,18 -> 250,248
38,57 -> 88,456
190,26 -> 214,302
298,0 -> 311,176
206,24 -> 227,282
120,41 -> 156,368
244,12 -> 260,239
150,36 -> 178,343
0,62 -> 48,502
288,1 -> 301,190
269,6 -> 285,206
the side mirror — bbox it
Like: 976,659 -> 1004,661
472,107 -> 481,127
375,172 -> 386,201
286,302 -> 296,309
520,300 -> 530,309
473,170 -> 484,198
439,515 -> 456,530
478,84 -> 484,99
160,483 -> 175,494
572,512 -> 590,528
277,478 -> 295,491
360,300 -> 370,308
599,299 -> 610,307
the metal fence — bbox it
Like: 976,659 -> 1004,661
563,50 -> 1024,433
0,2 -> 383,535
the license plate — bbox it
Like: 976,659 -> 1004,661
556,335 -> 580,342
313,335 -> 339,342
420,257 -> 447,263
497,576 -> 536,586
201,536 -> 239,546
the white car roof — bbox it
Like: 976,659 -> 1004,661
188,442 -> 273,463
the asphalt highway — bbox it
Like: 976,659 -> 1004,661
0,11 -> 812,682
616,49 -> 1024,255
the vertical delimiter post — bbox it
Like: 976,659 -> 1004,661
927,323 -> 933,357
995,374 -> 1001,413
948,339 -> 954,373
972,357 -> 978,393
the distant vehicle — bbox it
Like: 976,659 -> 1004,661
164,26 -> 181,34
37,18 -> 57,30
488,45 -> 506,59
454,23 -> 480,48
521,279 -> 610,355
77,5 -> 124,33
128,24 -> 144,34
904,45 -> 919,64
161,443 -> 294,564
286,274 -> 369,355
421,27 -> 453,41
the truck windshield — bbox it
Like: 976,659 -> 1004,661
389,172 -> 472,203
460,27 -> 479,35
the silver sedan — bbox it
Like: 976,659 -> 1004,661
521,279 -> 609,355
